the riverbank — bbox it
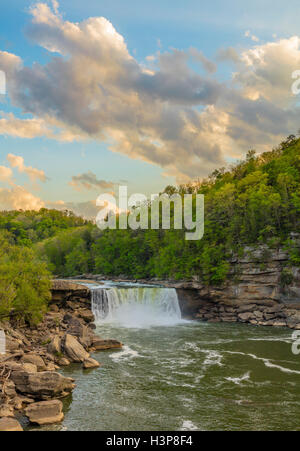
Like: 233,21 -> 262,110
1,278 -> 299,431
0,280 -> 122,431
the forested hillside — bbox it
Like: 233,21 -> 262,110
1,135 -> 300,313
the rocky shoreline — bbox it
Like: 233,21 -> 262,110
0,280 -> 122,431
2,244 -> 300,431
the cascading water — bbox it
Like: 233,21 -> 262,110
91,286 -> 182,328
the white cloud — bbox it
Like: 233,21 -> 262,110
0,185 -> 45,210
0,166 -> 12,182
235,36 -> 300,105
0,1 -> 299,183
7,153 -> 48,183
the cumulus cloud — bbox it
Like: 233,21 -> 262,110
234,37 -> 300,105
69,171 -> 116,191
0,1 -> 225,180
0,1 -> 299,182
0,165 -> 12,182
0,185 -> 45,210
7,153 -> 48,182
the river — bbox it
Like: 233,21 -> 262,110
40,283 -> 300,431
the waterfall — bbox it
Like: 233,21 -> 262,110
91,286 -> 182,328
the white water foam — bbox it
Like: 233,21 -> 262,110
225,351 -> 300,375
225,372 -> 251,385
110,345 -> 140,362
91,286 -> 183,328
202,350 -> 224,367
181,420 -> 199,431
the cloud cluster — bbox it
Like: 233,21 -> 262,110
0,185 -> 44,210
7,153 -> 47,182
69,171 -> 115,192
0,153 -> 48,211
0,1 -> 299,183
0,165 -> 12,182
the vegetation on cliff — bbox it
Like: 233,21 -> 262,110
1,135 -> 300,289
43,135 -> 300,283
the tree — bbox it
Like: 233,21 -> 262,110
0,232 -> 51,324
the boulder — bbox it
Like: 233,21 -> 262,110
63,334 -> 89,363
0,362 -> 23,372
25,400 -> 64,425
5,337 -> 20,352
47,336 -> 61,355
83,358 -> 100,369
0,417 -> 23,431
0,403 -> 14,417
22,363 -> 37,373
2,380 -> 16,397
237,304 -> 257,313
63,314 -> 92,344
253,310 -> 264,320
11,371 -> 75,400
57,357 -> 70,366
91,338 -> 123,351
21,354 -> 47,372
238,312 -> 253,322
46,363 -> 57,371
78,310 -> 95,324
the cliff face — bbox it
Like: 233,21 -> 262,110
176,245 -> 300,329
54,248 -> 300,329
51,280 -> 91,306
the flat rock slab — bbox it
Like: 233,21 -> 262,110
11,371 -> 75,400
92,338 -> 122,351
25,400 -> 64,425
0,417 -> 23,431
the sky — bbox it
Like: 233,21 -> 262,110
0,0 -> 300,218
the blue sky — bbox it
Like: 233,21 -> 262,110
0,1 -> 300,216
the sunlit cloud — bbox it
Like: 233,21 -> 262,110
0,0 -> 299,185
7,153 -> 48,182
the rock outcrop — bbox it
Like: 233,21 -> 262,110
174,244 -> 300,328
83,357 -> 100,369
0,417 -> 23,431
51,280 -> 90,306
91,338 -> 123,351
11,371 -> 75,400
62,334 -> 90,363
25,400 -> 64,425
0,289 -> 123,431
21,354 -> 47,372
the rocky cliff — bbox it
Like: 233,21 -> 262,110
59,247 -> 300,330
175,244 -> 300,329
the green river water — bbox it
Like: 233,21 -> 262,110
39,319 -> 300,431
